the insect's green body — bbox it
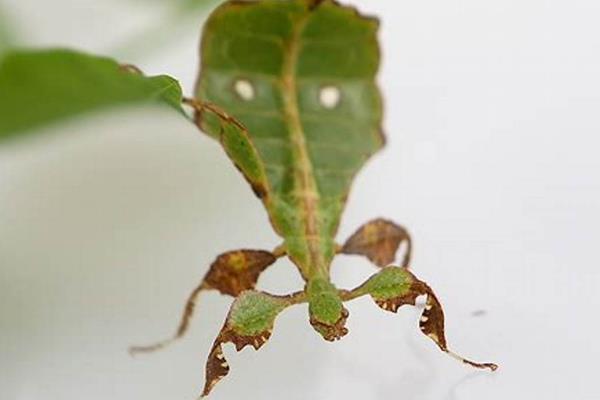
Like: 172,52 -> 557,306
197,0 -> 383,336
132,0 -> 497,396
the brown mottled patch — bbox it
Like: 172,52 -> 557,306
415,282 -> 448,351
309,307 -> 349,342
202,323 -> 273,397
202,342 -> 230,397
342,218 -> 412,268
375,288 -> 421,313
205,250 -> 276,296
416,285 -> 498,371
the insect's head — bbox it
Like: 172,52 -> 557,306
306,278 -> 349,341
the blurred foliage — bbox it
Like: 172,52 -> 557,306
0,6 -> 14,54
112,0 -> 223,58
0,0 -> 223,143
177,0 -> 223,12
144,0 -> 222,11
0,49 -> 185,141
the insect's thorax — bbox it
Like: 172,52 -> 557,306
268,193 -> 340,281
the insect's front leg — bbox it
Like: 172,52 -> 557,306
340,218 -> 412,268
201,289 -> 305,397
340,267 -> 498,371
129,246 -> 286,354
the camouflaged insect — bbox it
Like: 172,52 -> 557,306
131,0 -> 497,396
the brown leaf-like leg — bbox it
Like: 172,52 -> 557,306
201,291 -> 301,397
202,320 -> 273,397
344,267 -> 497,371
342,218 -> 412,268
129,249 -> 281,355
414,282 -> 498,371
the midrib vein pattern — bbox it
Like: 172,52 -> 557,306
280,14 -> 326,276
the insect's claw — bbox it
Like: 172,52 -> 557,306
446,350 -> 499,371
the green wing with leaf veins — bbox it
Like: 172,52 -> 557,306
133,1 -> 497,396
197,0 -> 384,280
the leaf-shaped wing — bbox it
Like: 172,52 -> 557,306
196,0 -> 383,275
0,49 -> 184,140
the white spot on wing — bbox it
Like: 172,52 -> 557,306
234,79 -> 255,101
319,85 -> 341,109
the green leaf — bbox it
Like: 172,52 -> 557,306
0,48 -> 185,141
196,0 -> 384,281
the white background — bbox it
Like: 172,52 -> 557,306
1,0 -> 599,399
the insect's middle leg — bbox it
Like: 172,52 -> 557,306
129,247 -> 284,354
340,218 -> 412,268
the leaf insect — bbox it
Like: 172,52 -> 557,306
131,0 -> 498,396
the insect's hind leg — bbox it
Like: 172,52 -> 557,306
129,248 -> 283,355
340,218 -> 412,268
